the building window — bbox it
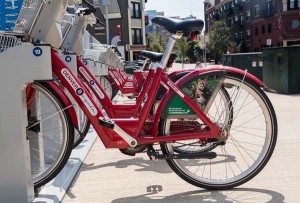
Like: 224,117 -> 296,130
240,14 -> 244,24
229,18 -> 233,26
262,25 -> 265,34
287,0 -> 300,9
247,30 -> 251,39
246,10 -> 251,21
131,2 -> 141,18
289,0 -> 296,9
240,32 -> 244,41
255,26 -> 258,36
132,28 -> 142,44
266,1 -> 273,13
268,23 -> 272,33
235,33 -> 239,40
254,5 -> 260,17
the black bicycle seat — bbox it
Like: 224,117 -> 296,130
140,51 -> 163,62
140,51 -> 177,63
151,16 -> 204,34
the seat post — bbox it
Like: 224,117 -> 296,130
159,33 -> 182,69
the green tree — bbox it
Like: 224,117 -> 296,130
186,40 -> 202,63
175,37 -> 190,64
147,33 -> 164,53
206,20 -> 235,64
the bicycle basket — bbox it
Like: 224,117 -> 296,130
0,35 -> 21,53
0,0 -> 44,33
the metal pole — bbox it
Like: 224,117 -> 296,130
105,5 -> 109,45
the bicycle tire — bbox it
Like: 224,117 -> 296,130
159,73 -> 277,190
27,82 -> 74,189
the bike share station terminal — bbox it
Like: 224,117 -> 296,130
0,0 -> 93,202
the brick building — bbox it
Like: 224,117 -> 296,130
204,0 -> 300,52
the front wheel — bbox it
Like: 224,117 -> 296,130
159,74 -> 277,190
27,82 -> 74,189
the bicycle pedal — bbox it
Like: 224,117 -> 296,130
98,117 -> 114,129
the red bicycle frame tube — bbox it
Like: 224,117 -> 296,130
51,48 -> 223,148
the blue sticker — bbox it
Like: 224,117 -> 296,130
65,56 -> 72,62
76,88 -> 84,96
33,47 -> 43,57
83,60 -> 88,65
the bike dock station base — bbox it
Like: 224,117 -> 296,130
0,44 -> 52,202
33,129 -> 97,203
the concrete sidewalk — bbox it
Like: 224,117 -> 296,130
62,93 -> 300,203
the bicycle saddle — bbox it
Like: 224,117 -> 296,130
151,16 -> 204,34
140,51 -> 177,63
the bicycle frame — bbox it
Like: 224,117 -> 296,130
51,46 -> 221,148
78,56 -> 190,118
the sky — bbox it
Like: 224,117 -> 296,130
145,0 -> 205,20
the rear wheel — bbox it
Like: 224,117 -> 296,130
26,82 -> 74,189
159,73 -> 277,190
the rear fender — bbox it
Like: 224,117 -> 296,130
152,66 -> 265,135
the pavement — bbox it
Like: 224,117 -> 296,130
58,89 -> 300,203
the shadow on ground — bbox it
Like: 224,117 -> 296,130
111,187 -> 285,203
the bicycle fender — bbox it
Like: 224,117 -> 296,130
46,81 -> 79,128
152,66 -> 265,136
176,66 -> 265,87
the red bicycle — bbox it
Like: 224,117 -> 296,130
28,16 -> 277,191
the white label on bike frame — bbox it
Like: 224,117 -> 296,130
160,81 -> 169,90
167,81 -> 185,98
61,68 -> 98,116
79,67 -> 105,99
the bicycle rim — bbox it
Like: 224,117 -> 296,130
27,82 -> 74,189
